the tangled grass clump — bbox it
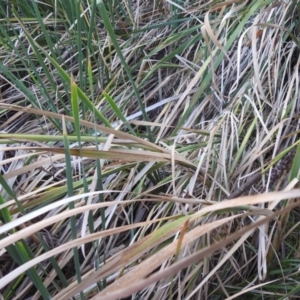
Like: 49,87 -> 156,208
0,1 -> 300,299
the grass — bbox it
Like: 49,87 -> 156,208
0,0 -> 300,299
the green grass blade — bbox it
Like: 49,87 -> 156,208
62,112 -> 84,299
96,0 -> 153,141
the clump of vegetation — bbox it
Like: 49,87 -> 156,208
0,1 -> 300,299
